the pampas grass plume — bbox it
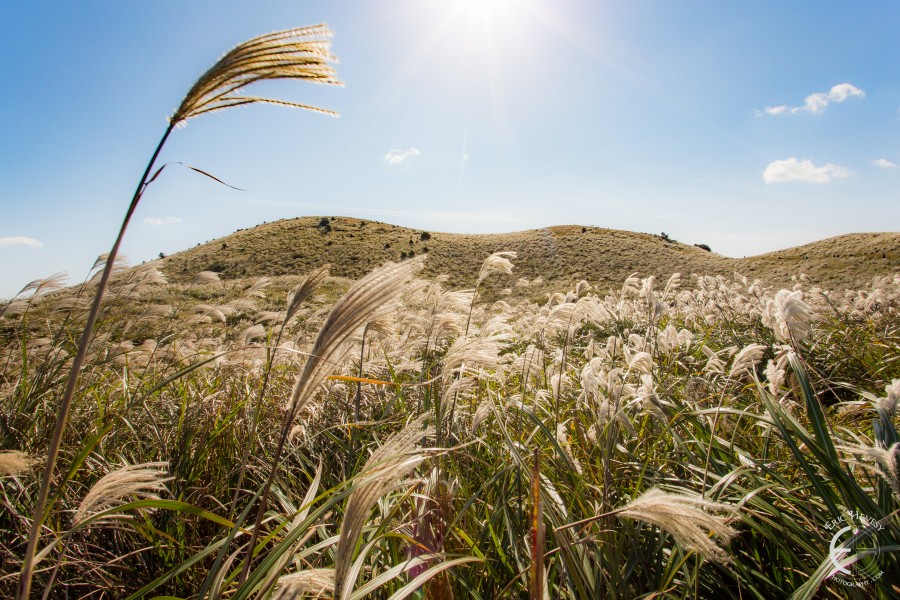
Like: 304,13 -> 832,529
73,462 -> 172,526
0,451 -> 39,477
619,488 -> 738,565
334,415 -> 434,597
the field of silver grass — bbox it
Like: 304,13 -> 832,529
1,252 -> 899,598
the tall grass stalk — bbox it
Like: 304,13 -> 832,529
16,26 -> 340,599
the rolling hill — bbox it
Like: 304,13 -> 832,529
157,216 -> 899,292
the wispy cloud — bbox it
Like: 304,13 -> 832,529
0,236 -> 43,248
763,157 -> 851,183
144,217 -> 182,226
873,158 -> 898,169
384,147 -> 420,165
760,83 -> 865,116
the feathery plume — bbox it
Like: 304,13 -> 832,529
627,350 -> 654,375
764,289 -> 815,344
729,343 -> 767,377
879,379 -> 900,419
618,488 -> 738,564
476,251 -> 517,286
194,304 -> 232,323
0,451 -> 39,477
287,258 -> 425,419
73,462 -> 171,526
139,304 -> 173,320
441,335 -> 508,382
556,422 -> 582,475
171,25 -> 342,125
286,264 -> 330,322
255,310 -> 286,325
90,254 -> 130,282
764,359 -> 786,396
243,277 -> 272,299
23,272 -> 69,297
272,569 -> 335,600
334,415 -> 434,597
838,442 -> 900,496
192,271 -> 222,285
239,324 -> 267,344
472,399 -> 494,431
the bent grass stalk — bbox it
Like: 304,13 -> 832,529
17,26 -> 340,599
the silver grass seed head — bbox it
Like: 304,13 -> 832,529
192,270 -> 222,285
171,25 -> 342,126
729,343 -> 767,377
91,254 -> 130,281
765,359 -> 786,397
880,379 -> 900,418
765,289 -> 815,344
21,272 -> 69,298
255,310 -> 286,325
140,304 -> 173,319
472,399 -> 494,431
194,304 -> 229,322
244,276 -> 272,298
556,422 -> 583,475
334,415 -> 434,597
0,451 -> 39,477
476,251 -> 517,286
239,323 -> 267,344
286,264 -> 330,321
287,258 -> 425,421
627,350 -> 654,375
228,297 -> 258,314
441,334 -> 508,387
73,462 -> 172,526
273,568 -> 335,600
619,488 -> 738,565
838,442 -> 900,496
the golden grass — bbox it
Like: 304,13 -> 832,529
157,217 -> 900,296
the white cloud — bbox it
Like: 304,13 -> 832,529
763,105 -> 789,116
0,236 -> 43,248
384,147 -> 420,165
144,216 -> 182,226
763,157 -> 852,183
761,83 -> 865,115
873,158 -> 898,169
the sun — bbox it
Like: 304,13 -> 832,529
453,0 -> 515,19
425,0 -> 525,37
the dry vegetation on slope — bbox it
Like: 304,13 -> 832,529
158,216 -> 900,293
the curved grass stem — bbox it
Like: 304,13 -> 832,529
18,123 -> 176,599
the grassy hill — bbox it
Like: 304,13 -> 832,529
158,216 -> 899,292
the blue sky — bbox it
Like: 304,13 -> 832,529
1,1 -> 898,298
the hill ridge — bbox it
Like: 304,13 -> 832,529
158,216 -> 900,291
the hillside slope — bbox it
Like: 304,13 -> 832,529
158,216 -> 899,291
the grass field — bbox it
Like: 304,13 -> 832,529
2,245 -> 899,598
